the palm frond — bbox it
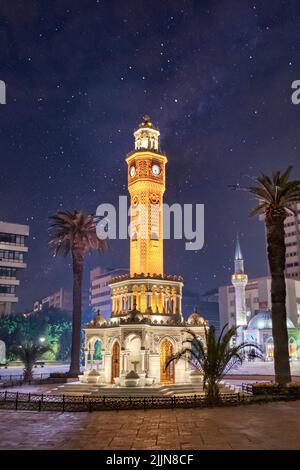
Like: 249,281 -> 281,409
246,167 -> 300,218
48,210 -> 108,257
165,325 -> 259,400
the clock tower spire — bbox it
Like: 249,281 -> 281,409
126,116 -> 167,277
109,117 -> 183,319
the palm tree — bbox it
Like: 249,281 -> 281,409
11,343 -> 52,382
49,210 -> 107,376
246,167 -> 300,386
166,325 -> 260,401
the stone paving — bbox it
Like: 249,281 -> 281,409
0,400 -> 300,450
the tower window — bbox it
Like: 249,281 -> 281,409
151,225 -> 159,240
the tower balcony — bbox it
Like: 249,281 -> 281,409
109,272 -> 183,284
109,273 -> 184,321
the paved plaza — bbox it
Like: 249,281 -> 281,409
0,400 -> 300,450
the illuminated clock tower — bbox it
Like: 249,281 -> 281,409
109,116 -> 183,318
82,115 -> 208,387
126,115 -> 167,276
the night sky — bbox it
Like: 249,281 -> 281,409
1,0 -> 300,312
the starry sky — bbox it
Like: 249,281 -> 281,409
1,0 -> 300,312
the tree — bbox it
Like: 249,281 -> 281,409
246,167 -> 300,385
166,326 -> 260,401
0,308 -> 73,362
11,343 -> 52,381
48,210 -> 107,376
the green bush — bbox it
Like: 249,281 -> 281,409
252,382 -> 300,396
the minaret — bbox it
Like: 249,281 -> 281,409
126,116 -> 167,276
231,236 -> 248,327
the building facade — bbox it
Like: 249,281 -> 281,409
33,288 -> 73,314
219,275 -> 300,331
0,221 -> 29,315
81,117 -> 207,386
219,239 -> 300,359
244,311 -> 300,360
90,267 -> 128,319
285,202 -> 300,280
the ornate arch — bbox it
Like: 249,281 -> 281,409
111,340 -> 121,384
157,334 -> 177,353
160,338 -> 175,384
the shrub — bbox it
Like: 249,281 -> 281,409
252,382 -> 300,396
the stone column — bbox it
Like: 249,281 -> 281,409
101,350 -> 106,370
104,353 -> 111,383
138,289 -> 141,310
140,350 -> 145,373
164,296 -> 168,313
148,353 -> 160,383
160,288 -> 165,313
120,351 -> 125,374
178,294 -> 182,315
145,349 -> 149,372
155,290 -> 159,313
124,351 -> 129,373
84,349 -> 89,370
147,292 -> 151,309
90,349 -> 95,368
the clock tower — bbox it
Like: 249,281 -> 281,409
109,116 -> 183,318
82,115 -> 208,388
126,115 -> 167,277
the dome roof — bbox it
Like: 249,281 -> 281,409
247,311 -> 295,330
187,312 -> 205,326
93,314 -> 106,326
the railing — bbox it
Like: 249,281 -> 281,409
241,383 -> 253,395
0,390 -> 247,412
0,373 -> 51,388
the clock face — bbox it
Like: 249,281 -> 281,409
130,166 -> 136,177
152,164 -> 161,176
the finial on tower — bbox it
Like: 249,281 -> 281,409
235,234 -> 243,260
234,234 -> 245,274
139,115 -> 155,128
134,115 -> 160,151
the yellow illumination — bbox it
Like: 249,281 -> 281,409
127,150 -> 166,276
